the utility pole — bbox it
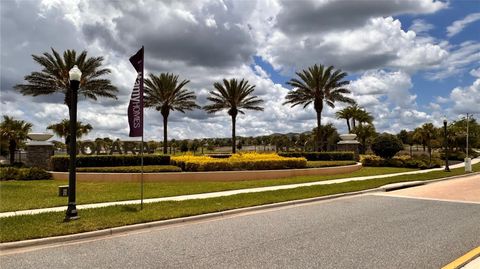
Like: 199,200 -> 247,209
465,113 -> 472,173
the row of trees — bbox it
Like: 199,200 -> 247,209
14,48 -> 356,155
2,113 -> 478,163
397,118 -> 480,160
6,48 -> 479,159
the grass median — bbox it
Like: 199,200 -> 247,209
0,163 -> 478,243
0,166 -> 411,212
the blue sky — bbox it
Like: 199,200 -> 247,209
1,0 -> 480,141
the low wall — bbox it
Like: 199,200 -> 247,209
51,163 -> 362,182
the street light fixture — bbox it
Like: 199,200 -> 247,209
65,65 -> 81,221
443,117 -> 450,172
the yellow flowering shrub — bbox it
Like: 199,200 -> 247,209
171,152 -> 307,171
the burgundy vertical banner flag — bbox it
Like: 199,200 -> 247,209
128,46 -> 144,137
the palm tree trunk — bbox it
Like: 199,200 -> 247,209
163,116 -> 168,154
346,119 -> 351,133
316,112 -> 321,152
9,140 -> 16,165
232,115 -> 236,154
352,119 -> 356,129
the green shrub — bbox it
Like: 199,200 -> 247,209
76,165 -> 181,173
0,167 -> 52,180
0,167 -> 22,180
439,150 -> 479,161
306,161 -> 357,168
0,162 -> 26,168
50,155 -> 171,171
176,159 -> 306,172
279,152 -> 355,161
171,153 -> 307,172
206,154 -> 232,159
371,134 -> 403,159
22,167 -> 52,180
361,154 -> 441,169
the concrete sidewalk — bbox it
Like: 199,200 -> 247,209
1,158 -> 478,218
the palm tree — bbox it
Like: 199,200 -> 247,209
47,119 -> 93,146
352,124 -> 377,154
345,104 -> 373,128
312,123 -> 340,151
284,64 -> 355,151
0,116 -> 33,164
15,48 -> 118,110
354,110 -> 373,127
144,73 -> 200,154
335,106 -> 354,133
204,78 -> 264,153
413,123 -> 437,165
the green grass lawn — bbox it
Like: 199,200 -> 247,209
0,166 -> 413,212
1,163 -> 478,243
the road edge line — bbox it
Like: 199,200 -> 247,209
442,246 -> 480,269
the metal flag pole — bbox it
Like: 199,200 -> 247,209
141,133 -> 144,210
141,45 -> 145,210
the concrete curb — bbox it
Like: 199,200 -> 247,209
1,171 -> 479,251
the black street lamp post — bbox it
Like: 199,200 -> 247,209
443,118 -> 450,172
65,65 -> 81,221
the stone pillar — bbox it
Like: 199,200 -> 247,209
26,133 -> 54,169
26,144 -> 54,169
337,134 -> 360,161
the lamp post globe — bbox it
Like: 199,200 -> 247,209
65,65 -> 82,221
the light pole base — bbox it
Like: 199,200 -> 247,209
465,158 -> 472,173
65,203 -> 79,221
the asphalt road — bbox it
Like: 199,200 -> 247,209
1,188 -> 479,268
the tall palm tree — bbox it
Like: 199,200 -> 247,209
353,109 -> 373,127
284,64 -> 355,151
0,116 -> 33,164
204,78 -> 264,153
47,119 -> 93,146
335,106 -> 354,133
15,48 -> 118,110
144,73 -> 200,154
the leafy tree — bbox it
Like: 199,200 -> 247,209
144,73 -> 199,154
204,78 -> 264,153
284,64 -> 354,151
46,119 -> 93,146
0,116 -> 33,164
15,48 -> 117,110
180,140 -> 189,152
371,134 -> 403,159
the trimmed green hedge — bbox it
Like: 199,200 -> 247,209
173,159 -> 306,172
439,150 -> 480,161
279,152 -> 355,161
50,155 -> 171,172
306,160 -> 357,168
361,155 -> 442,169
0,167 -> 52,181
76,165 -> 181,173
